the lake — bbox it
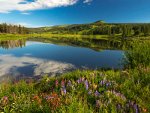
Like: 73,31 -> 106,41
0,39 -> 124,79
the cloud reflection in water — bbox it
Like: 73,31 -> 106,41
0,54 -> 75,77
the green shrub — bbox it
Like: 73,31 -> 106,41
125,40 -> 150,68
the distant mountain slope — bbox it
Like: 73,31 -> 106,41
28,20 -> 150,37
28,20 -> 107,33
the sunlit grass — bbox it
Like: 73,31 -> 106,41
0,69 -> 149,112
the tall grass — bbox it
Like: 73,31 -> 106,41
0,69 -> 149,113
125,40 -> 150,68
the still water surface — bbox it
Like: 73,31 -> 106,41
0,39 -> 124,78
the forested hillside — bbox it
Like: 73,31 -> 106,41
0,23 -> 28,34
29,20 -> 150,37
1,21 -> 150,38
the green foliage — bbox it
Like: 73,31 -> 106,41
0,68 -> 149,113
0,34 -> 27,41
125,40 -> 150,68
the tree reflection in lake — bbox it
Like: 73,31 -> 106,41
0,39 -> 26,49
0,37 -> 124,51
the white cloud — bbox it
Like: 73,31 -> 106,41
0,0 -> 78,13
83,0 -> 92,4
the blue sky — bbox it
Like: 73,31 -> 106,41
0,0 -> 150,27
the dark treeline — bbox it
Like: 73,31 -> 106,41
0,23 -> 28,34
32,21 -> 150,38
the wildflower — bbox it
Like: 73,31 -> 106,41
45,95 -> 54,100
61,79 -> 65,87
61,87 -> 67,95
67,80 -> 72,87
44,93 -> 61,110
84,79 -> 89,90
112,90 -> 126,100
77,79 -> 80,84
1,96 -> 9,105
32,95 -> 41,104
77,78 -> 82,84
100,80 -> 104,86
88,90 -> 92,95
142,108 -> 147,112
133,103 -> 139,113
96,100 -> 100,107
106,82 -> 111,87
55,80 -> 59,87
95,90 -> 100,97
116,104 -> 122,110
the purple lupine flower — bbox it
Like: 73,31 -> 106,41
88,90 -> 92,95
77,79 -> 80,84
77,78 -> 82,84
106,82 -> 110,87
96,100 -> 100,107
63,87 -> 67,94
84,80 -> 89,90
133,103 -> 139,113
61,87 -> 67,95
67,80 -> 72,87
116,104 -> 121,110
95,90 -> 100,97
100,80 -> 105,86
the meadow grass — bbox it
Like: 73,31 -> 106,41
0,33 -> 116,41
0,68 -> 149,113
0,34 -> 27,41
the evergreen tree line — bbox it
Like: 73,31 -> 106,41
0,23 -> 28,34
77,24 -> 150,37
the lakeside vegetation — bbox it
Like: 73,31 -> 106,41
0,21 -> 150,112
0,67 -> 149,113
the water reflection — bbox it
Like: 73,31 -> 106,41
29,37 -> 123,51
0,38 -> 123,51
0,54 -> 75,77
0,39 -> 124,80
0,39 -> 26,49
